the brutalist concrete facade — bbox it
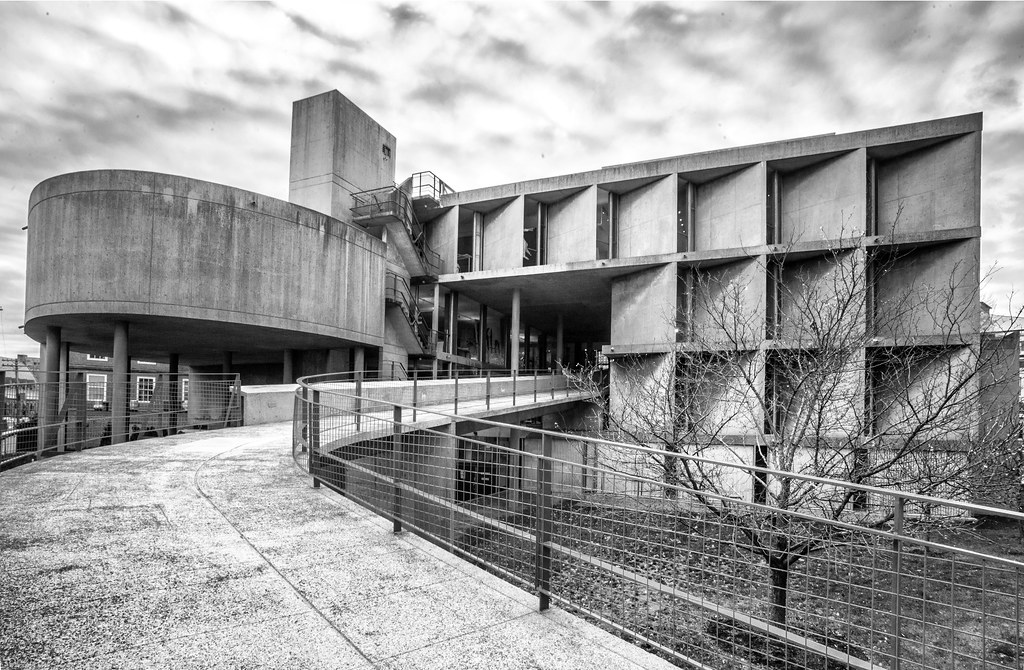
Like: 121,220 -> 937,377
24,93 -> 1017,484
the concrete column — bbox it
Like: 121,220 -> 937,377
38,326 -> 61,452
447,291 -> 459,356
283,349 -> 295,384
511,288 -> 521,373
478,305 -> 487,363
221,351 -> 233,374
111,321 -> 129,445
168,353 -> 180,434
354,347 -> 365,374
472,211 -> 484,271
539,332 -> 548,369
431,284 -> 441,378
556,315 -> 564,368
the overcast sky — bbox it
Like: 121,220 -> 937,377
2,1 -> 1023,357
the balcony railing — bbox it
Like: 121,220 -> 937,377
293,370 -> 1024,670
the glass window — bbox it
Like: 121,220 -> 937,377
136,376 -> 156,403
86,374 -> 107,402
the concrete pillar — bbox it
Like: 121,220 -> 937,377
221,351 -> 233,374
38,326 -> 61,452
478,305 -> 487,363
447,291 -> 459,356
354,347 -> 365,374
283,349 -> 295,384
556,315 -> 564,368
168,353 -> 180,434
472,211 -> 484,271
511,288 -> 521,373
111,321 -> 129,445
539,332 -> 548,369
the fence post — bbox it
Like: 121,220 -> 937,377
535,433 -> 553,611
453,368 -> 459,414
412,371 -> 418,422
891,495 -> 905,669
512,369 -> 517,407
310,388 -> 321,489
355,371 -> 363,431
486,370 -> 491,410
533,370 -> 538,403
393,405 -> 403,533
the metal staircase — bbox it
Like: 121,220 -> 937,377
351,172 -> 451,278
384,271 -> 436,355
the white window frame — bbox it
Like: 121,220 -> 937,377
136,376 -> 156,403
86,374 -> 107,402
87,355 -> 109,361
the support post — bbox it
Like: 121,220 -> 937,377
891,495 -> 905,670
535,433 -> 553,611
168,353 -> 179,435
38,326 -> 61,453
283,349 -> 295,384
221,351 -> 232,374
111,322 -> 129,445
354,371 -> 363,431
556,315 -> 564,369
310,388 -> 321,488
393,405 -> 403,533
510,288 -> 521,374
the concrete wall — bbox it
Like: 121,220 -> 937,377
426,208 -> 458,275
778,250 -> 863,341
617,176 -> 675,258
610,264 -> 677,346
26,170 -> 386,348
289,90 -> 397,222
482,198 -> 524,271
547,187 -> 596,264
694,164 -> 764,251
780,149 -> 865,243
874,239 -> 980,339
876,132 -> 981,235
690,258 -> 765,345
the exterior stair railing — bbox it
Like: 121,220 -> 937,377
351,183 -> 442,276
385,271 -> 435,353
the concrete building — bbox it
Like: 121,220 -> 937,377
23,91 -> 1018,496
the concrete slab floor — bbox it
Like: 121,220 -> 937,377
0,423 -> 676,670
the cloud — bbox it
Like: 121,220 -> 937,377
388,3 -> 431,31
283,10 -> 360,49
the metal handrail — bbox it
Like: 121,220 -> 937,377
1,372 -> 242,470
294,370 -> 1024,670
352,184 -> 441,276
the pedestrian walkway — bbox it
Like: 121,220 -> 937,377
0,423 -> 675,669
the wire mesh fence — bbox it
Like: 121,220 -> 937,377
1,372 -> 241,469
295,373 -> 1024,670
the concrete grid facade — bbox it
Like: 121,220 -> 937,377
23,91 -> 1018,495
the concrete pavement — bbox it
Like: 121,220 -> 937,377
0,422 -> 675,669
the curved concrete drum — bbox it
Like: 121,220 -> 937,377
25,170 -> 385,373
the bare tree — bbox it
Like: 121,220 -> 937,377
568,224 -> 1023,626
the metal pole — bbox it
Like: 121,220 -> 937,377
412,371 -> 418,422
535,433 -> 553,611
485,370 -> 491,410
355,371 -> 363,431
393,405 -> 402,533
310,388 -> 321,489
453,367 -> 459,414
891,495 -> 905,669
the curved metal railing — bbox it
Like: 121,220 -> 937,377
293,369 -> 1024,670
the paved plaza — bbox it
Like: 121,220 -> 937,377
0,422 -> 673,669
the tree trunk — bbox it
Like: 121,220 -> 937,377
769,558 -> 789,625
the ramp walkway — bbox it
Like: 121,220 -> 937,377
0,422 -> 673,670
